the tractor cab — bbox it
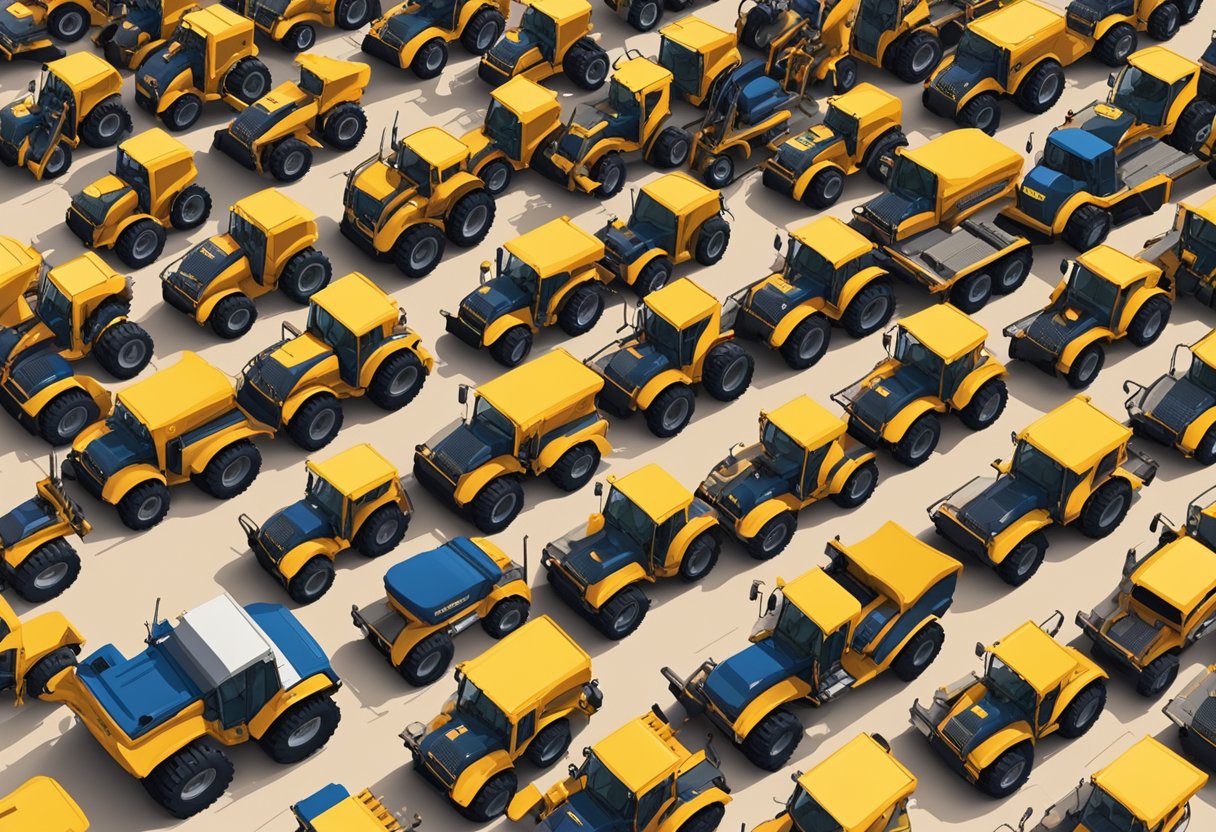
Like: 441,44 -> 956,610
227,189 -> 313,286
0,777 -> 88,830
388,125 -> 467,198
564,56 -> 670,151
659,16 -> 741,106
515,0 -> 584,65
1182,486 -> 1216,550
469,75 -> 561,169
1124,330 -> 1216,458
1032,128 -> 1117,201
19,253 -> 131,360
1170,195 -> 1216,292
1051,248 -> 1159,331
95,0 -> 198,70
0,236 -> 40,327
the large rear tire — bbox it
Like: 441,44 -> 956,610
37,390 -> 98,446
10,540 -> 81,603
741,709 -> 802,771
142,742 -> 234,819
891,621 -> 945,681
400,632 -> 454,686
196,441 -> 262,499
93,321 -> 154,380
278,248 -> 333,303
701,342 -> 753,401
367,350 -> 427,410
258,695 -> 341,764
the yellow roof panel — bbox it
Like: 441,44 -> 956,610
309,796 -> 394,832
902,130 -> 1021,187
646,277 -> 718,330
1191,329 -> 1216,369
1183,193 -> 1216,228
970,1 -> 1062,45
232,188 -> 315,233
766,395 -> 846,450
660,15 -> 734,51
183,4 -> 250,36
1020,396 -> 1130,474
311,272 -> 396,335
119,352 -> 233,433
0,776 -> 89,832
0,236 -> 39,281
308,444 -> 398,499
613,57 -> 672,92
477,349 -> 603,431
47,252 -> 115,297
899,304 -> 988,362
782,568 -> 862,634
1132,536 -> 1216,614
492,75 -> 560,120
121,127 -> 191,167
405,126 -> 469,169
792,215 -> 873,269
530,0 -> 590,22
800,735 -> 917,830
505,216 -> 603,277
991,621 -> 1077,695
1092,737 -> 1207,827
838,521 -> 962,611
594,716 -> 681,793
1126,46 -> 1198,85
611,464 -> 692,524
295,53 -> 371,87
643,172 -> 718,216
830,82 -> 900,120
49,51 -> 113,86
1076,245 -> 1160,288
461,616 -> 590,716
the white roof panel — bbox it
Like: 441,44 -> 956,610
172,595 -> 274,688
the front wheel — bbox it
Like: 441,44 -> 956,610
400,632 -> 454,686
840,280 -> 895,337
995,531 -> 1047,587
115,219 -> 165,269
977,743 -> 1034,798
644,384 -> 696,437
741,709 -> 802,771
287,556 -> 336,604
891,413 -> 940,467
803,167 -> 845,209
94,321 -> 154,380
892,31 -> 943,83
411,38 -> 448,78
283,22 -> 316,52
949,270 -> 993,313
469,477 -> 524,533
957,379 -> 1007,430
393,224 -> 446,278
594,585 -> 650,639
1066,343 -> 1105,389
258,696 -> 341,763
830,461 -> 878,508
678,533 -> 720,582
366,350 -> 427,410
461,771 -> 517,822
208,293 -> 257,340
268,138 -> 313,182
142,742 -> 234,819
746,511 -> 796,560
1056,683 -> 1106,738
489,325 -> 533,367
1126,296 -> 1171,347
1136,654 -> 1179,698
24,646 -> 77,697
38,389 -> 98,446
162,94 -> 203,131
482,596 -> 530,638
10,540 -> 80,603
460,7 -> 505,54
117,480 -> 170,530
779,314 -> 831,369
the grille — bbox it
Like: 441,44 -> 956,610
8,352 -> 59,399
230,102 -> 290,145
1104,615 -> 1159,658
65,207 -> 96,244
860,193 -> 909,234
1024,314 -> 1073,354
254,5 -> 279,27
557,548 -> 598,589
424,744 -> 464,787
935,78 -> 963,98
377,24 -> 404,48
933,512 -> 985,557
1151,383 -> 1212,433
942,708 -> 985,751
746,285 -> 792,326
71,454 -> 106,500
1193,696 -> 1216,741
259,515 -> 296,561
431,430 -> 484,480
460,292 -> 498,325
244,356 -> 298,401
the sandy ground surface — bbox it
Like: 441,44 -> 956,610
2,4 -> 1216,830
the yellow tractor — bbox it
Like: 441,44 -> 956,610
66,127 -> 211,269
1060,0 -> 1200,63
94,0 -> 199,69
134,5 -> 272,131
221,0 -> 377,52
0,52 -> 131,180
658,15 -> 741,106
161,188 -> 331,340
0,777 -> 89,831
478,0 -> 609,90
1,456 -> 90,603
1142,192 -> 1216,309
213,55 -> 369,182
342,123 -> 497,278
0,236 -> 41,328
1124,331 -> 1216,463
461,75 -> 564,196
0,0 -> 105,46
850,0 -> 1002,83
0,592 -> 83,704
362,0 -> 507,77
235,272 -> 433,450
588,278 -> 753,438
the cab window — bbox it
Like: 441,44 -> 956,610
515,711 -> 536,749
1037,685 -> 1059,728
637,776 -> 673,829
1094,448 -> 1119,482
644,90 -> 661,116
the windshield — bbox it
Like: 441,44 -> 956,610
455,677 -> 510,740
786,239 -> 836,290
1183,210 -> 1216,252
603,487 -> 655,548
35,273 -> 72,341
1062,263 -> 1119,322
887,157 -> 936,203
483,99 -> 521,160
1130,584 -> 1184,627
659,38 -> 701,95
307,304 -> 355,353
788,786 -> 843,832
228,212 -> 264,251
499,251 -> 539,297
1111,65 -> 1169,126
393,144 -> 433,195
1188,354 -> 1216,392
984,656 -> 1037,714
1076,786 -> 1149,832
822,104 -> 857,142
632,192 -> 677,240
607,79 -> 637,115
1011,440 -> 1065,494
115,149 -> 150,195
521,6 -> 556,53
305,471 -> 344,522
470,397 -> 515,442
955,30 -> 1001,67
583,753 -> 634,818
760,421 -> 804,478
175,25 -> 205,53
106,401 -> 153,449
773,599 -> 823,658
1042,138 -> 1092,183
891,327 -> 942,379
642,308 -> 682,359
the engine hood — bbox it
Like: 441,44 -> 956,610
956,475 -> 1051,538
704,638 -> 807,721
597,221 -> 659,267
377,9 -> 436,48
486,30 -> 540,69
1015,164 -> 1079,226
0,99 -> 42,149
0,2 -> 48,47
771,125 -> 842,176
930,58 -> 991,101
858,190 -> 930,240
699,459 -> 789,521
847,365 -> 935,432
425,422 -> 512,481
940,690 -> 1027,757
417,713 -> 505,788
459,276 -> 531,328
1019,306 -> 1100,358
77,426 -> 157,480
549,526 -> 641,589
743,277 -> 822,329
255,499 -> 335,562
1075,103 -> 1136,147
539,792 -> 628,832
72,176 -> 134,225
164,237 -> 246,302
1139,375 -> 1216,436
138,46 -> 193,101
601,342 -> 673,396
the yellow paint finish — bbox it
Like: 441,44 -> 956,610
1018,395 -> 1131,475
797,734 -> 916,831
450,749 -> 515,806
793,216 -> 875,269
611,464 -> 693,525
735,676 -> 813,738
1132,536 -> 1216,617
765,395 -> 847,451
612,56 -> 673,93
1092,736 -> 1207,828
505,217 -> 605,279
478,349 -> 604,435
897,130 -> 1022,216
592,715 -> 683,794
991,621 -> 1081,696
0,776 -> 89,831
312,273 -> 398,336
781,569 -> 862,634
118,352 -> 234,434
900,304 -> 989,363
835,522 -> 962,610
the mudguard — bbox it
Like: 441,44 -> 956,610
451,749 -> 515,806
837,266 -> 889,313
637,370 -> 694,410
668,514 -> 719,569
361,335 -> 436,385
536,429 -> 611,473
249,673 -> 340,739
101,211 -> 156,251
100,464 -> 165,505
738,496 -> 801,540
769,303 -> 827,347
195,286 -> 244,325
1179,406 -> 1216,454
266,11 -> 326,40
954,77 -> 1006,111
1051,192 -> 1099,236
880,398 -> 943,444
1057,327 -> 1113,373
585,561 -> 649,609
19,611 -> 85,664
452,457 -> 526,506
988,509 -> 1052,564
547,272 -> 603,326
951,359 -> 1007,410
792,160 -> 843,202
735,676 -> 812,740
373,202 -> 428,255
483,308 -> 533,346
154,85 -> 193,118
3,520 -> 73,569
282,386 -> 340,426
188,427 -> 273,477
876,615 -> 941,672
25,376 -> 110,424
1048,667 -> 1108,729
277,539 -> 338,581
624,247 -> 668,288
390,618 -> 443,666
968,723 -> 1034,775
1115,287 -> 1170,334
662,790 -> 730,831
825,449 -> 876,494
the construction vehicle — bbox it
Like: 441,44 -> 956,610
534,55 -> 693,198
0,237 -> 40,329
697,395 -> 879,558
849,0 -> 1002,83
414,348 -> 610,534
663,521 -> 961,770
595,172 -> 731,295
849,129 -> 1034,314
1060,0 -> 1200,63
461,75 -> 564,197
930,396 -> 1158,585
602,0 -> 709,32
1004,246 -> 1172,390
910,612 -> 1108,798
1009,737 -> 1206,832
760,82 -> 907,202
221,0 -> 375,51
66,128 -> 211,269
161,188 -> 331,340
543,463 -> 722,640
0,592 -> 83,704
588,278 -> 752,439
658,16 -> 741,106
213,55 -> 369,182
241,444 -> 414,604
341,124 -> 497,279
478,0 -> 609,90
43,594 -> 342,819
0,0 -> 105,46
0,3 -> 64,62
1125,331 -> 1216,462
834,304 -> 1009,468
361,0 -> 507,77
759,0 -> 859,97
1142,192 -> 1216,307
353,535 -> 530,685
0,253 -> 152,446
94,0 -> 199,69
292,784 -> 420,832
508,707 -> 731,829
63,351 -> 275,531
1165,664 -> 1216,767
400,615 -> 602,822
749,733 -> 917,832
0,52 -> 131,180
0,777 -> 89,831
234,273 -> 433,450
1,456 -> 90,602
134,5 -> 271,131
442,216 -> 611,367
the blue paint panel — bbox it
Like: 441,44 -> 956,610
245,602 -> 337,687
0,497 -> 55,547
703,640 -> 806,720
294,783 -> 350,823
77,643 -> 202,739
957,476 -> 1050,538
384,537 -> 502,625
872,574 -> 958,665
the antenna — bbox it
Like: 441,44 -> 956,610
391,112 -> 399,149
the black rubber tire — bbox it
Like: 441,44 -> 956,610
489,325 -> 533,367
863,129 -> 907,183
676,804 -> 727,832
258,695 -> 341,763
197,441 -> 261,499
208,293 -> 257,339
626,0 -> 661,31
461,7 -> 505,54
142,742 -> 234,819
411,39 -> 448,79
832,57 -> 859,93
115,219 -> 166,269
39,143 -> 72,180
830,461 -> 879,508
163,94 -> 203,131
803,166 -> 846,209
10,540 -> 81,603
565,39 -> 609,90
739,7 -> 773,50
995,531 -> 1047,587
949,270 -> 993,313
958,92 -> 1002,135
702,153 -> 735,188
1126,295 -> 1171,346
1136,653 -> 1180,697
268,138 -> 313,182
591,153 -> 626,198
285,394 -> 344,451
892,31 -> 943,83
478,158 -> 513,197
24,646 -> 77,697
461,771 -> 517,822
335,0 -> 372,28
892,413 -> 941,467
287,557 -> 335,604
841,280 -> 895,337
649,126 -> 692,168
745,511 -> 796,560
38,390 -> 98,446
1196,424 -> 1216,465
992,250 -> 1032,295
524,718 -> 571,767
446,190 -> 496,246
1066,343 -> 1105,389
322,102 -> 368,150
1177,0 -> 1200,20
366,350 -> 427,410
1167,100 -> 1216,153
779,314 -> 831,369
482,596 -> 530,638
470,477 -> 524,533
1095,23 -> 1137,67
557,285 -> 604,335
741,709 -> 802,771
1146,1 -> 1181,39
393,224 -> 446,277
1056,683 -> 1106,738
400,631 -> 455,686
283,22 -> 316,52
225,57 -> 272,104
694,216 -> 730,265
633,256 -> 672,296
79,98 -> 131,147
93,321 -> 153,380
1013,60 -> 1065,114
678,533 -> 720,581
353,504 -> 407,557
594,585 -> 650,639
1064,204 -> 1113,252
957,379 -> 1008,430
116,480 -> 170,530
48,2 -> 90,41
169,184 -> 211,230
702,342 -> 754,401
279,248 -> 332,304
1078,478 -> 1132,539
644,384 -> 696,437
548,442 -> 600,491
977,742 -> 1033,798
891,621 -> 945,681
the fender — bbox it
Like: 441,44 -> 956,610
792,160 -> 843,202
390,618 -> 443,667
880,397 -> 943,444
1057,327 -> 1112,373
738,496 -> 801,539
954,76 -> 1006,112
1051,191 -> 1100,236
535,429 -> 611,472
637,370 -> 694,410
277,539 -> 338,582
749,817 -> 794,832
875,615 -> 940,671
483,308 -> 534,347
453,457 -> 526,506
835,266 -> 889,314
624,246 -> 668,287
249,673 -> 340,739
432,171 -> 486,215
154,84 -> 193,118
968,723 -> 1034,775
470,146 -> 509,178
667,514 -> 719,571
188,427 -> 273,477
485,578 -> 531,608
734,676 -> 813,740
988,509 -> 1052,565
1115,286 -> 1170,334
770,303 -> 828,347
450,749 -> 516,807
585,561 -> 650,610
267,11 -> 326,40
267,131 -> 325,154
662,790 -> 730,831
4,522 -> 73,569
195,286 -> 244,326
1091,13 -> 1135,44
102,211 -> 156,250
1045,665 -> 1108,730
547,271 -> 603,325
101,464 -> 165,505
17,611 -> 85,663
951,359 -> 1008,410
25,376 -> 110,423
282,386 -> 341,425
1179,406 -> 1216,454
361,334 -> 435,386
825,452 -> 872,495
373,203 -> 429,255
455,0 -> 503,35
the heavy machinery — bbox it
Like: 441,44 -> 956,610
749,733 -> 917,832
0,235 -> 39,328
930,396 -> 1158,585
834,304 -> 1009,468
1,456 -> 90,602
134,5 -> 272,131
697,395 -> 879,558
161,188 -> 331,340
1124,331 -> 1216,462
535,55 -> 692,198
461,75 -> 564,196
1078,492 -> 1216,696
478,0 -> 608,90
1142,192 -> 1216,307
0,253 -> 152,446
0,592 -> 83,704
603,0 -> 712,32
43,594 -> 342,819
63,351 -> 275,531
658,15 -> 741,106
910,612 -> 1108,798
758,0 -> 859,97
594,172 -> 732,295
234,273 -> 433,450
400,615 -> 602,822
507,708 -> 731,831
341,123 -> 497,279
213,54 -> 370,182
543,463 -> 722,640
849,0 -> 1002,83
849,129 -> 1034,314
353,534 -> 530,685
760,82 -> 907,203
1060,0 -> 1200,62
730,217 -> 894,370
0,777 -> 89,831
1004,246 -> 1173,389
0,52 -> 131,180
587,278 -> 752,439
94,0 -> 198,69
442,216 -> 611,367
242,444 -> 413,604
1165,664 -> 1216,767
361,0 -> 507,77
292,784 -> 420,832
663,521 -> 961,770
66,127 -> 211,268
0,0 -> 104,47
413,349 -> 610,534
221,0 -> 376,52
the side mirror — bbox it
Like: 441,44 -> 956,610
975,642 -> 986,658
765,593 -> 779,614
26,80 -> 35,94
495,245 -> 504,274
1025,131 -> 1034,154
593,481 -> 603,497
457,384 -> 469,405
1059,258 -> 1069,275
990,458 -> 1003,472
582,746 -> 590,757
1149,513 -> 1160,533
479,260 -> 492,283
1122,547 -> 1137,577
749,579 -> 763,601
790,770 -> 802,783
881,329 -> 892,353
568,763 -> 579,778
773,232 -> 782,251
1107,72 -> 1116,87
1010,430 -> 1017,444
